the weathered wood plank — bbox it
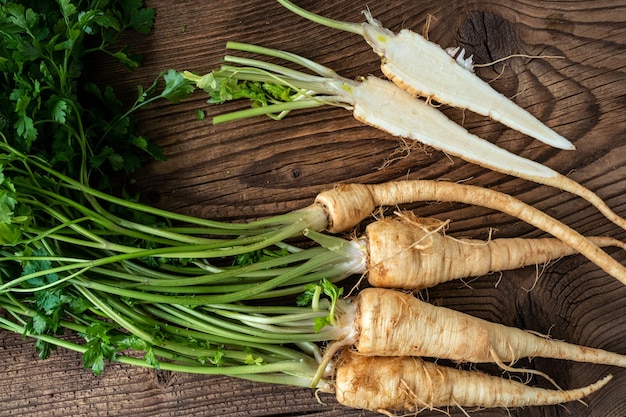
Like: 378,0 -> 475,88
1,1 -> 626,416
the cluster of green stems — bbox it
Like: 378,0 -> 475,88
0,140 -> 363,387
0,10 -> 371,387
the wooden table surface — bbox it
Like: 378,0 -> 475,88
2,1 -> 626,416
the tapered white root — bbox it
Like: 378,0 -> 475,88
359,11 -> 575,151
335,352 -> 612,413
350,76 -> 562,179
353,288 -> 626,368
314,180 -> 626,286
365,215 -> 626,289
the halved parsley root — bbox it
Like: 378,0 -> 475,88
183,42 -> 626,235
335,353 -> 612,415
275,0 -> 574,150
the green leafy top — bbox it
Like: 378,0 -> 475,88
0,2 -> 355,387
189,70 -> 297,108
0,1 -> 193,187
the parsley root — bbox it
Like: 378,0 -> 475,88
364,214 -> 626,290
335,352 -> 612,414
349,288 -> 626,368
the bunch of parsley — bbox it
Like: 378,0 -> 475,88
0,0 -> 198,372
0,1 -> 355,383
0,0 -> 193,185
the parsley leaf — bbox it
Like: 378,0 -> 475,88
120,0 -> 155,34
161,69 -> 196,104
80,321 -> 125,375
0,0 -> 162,181
298,279 -> 344,331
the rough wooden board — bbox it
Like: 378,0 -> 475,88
1,0 -> 626,416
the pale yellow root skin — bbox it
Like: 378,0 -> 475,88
353,288 -> 626,368
335,352 -> 612,413
314,180 -> 626,286
365,215 -> 626,289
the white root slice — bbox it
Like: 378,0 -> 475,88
348,76 -> 626,232
351,76 -> 561,180
335,352 -> 612,413
314,180 -> 626,286
359,11 -> 574,151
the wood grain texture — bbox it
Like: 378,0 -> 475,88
1,0 -> 626,416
